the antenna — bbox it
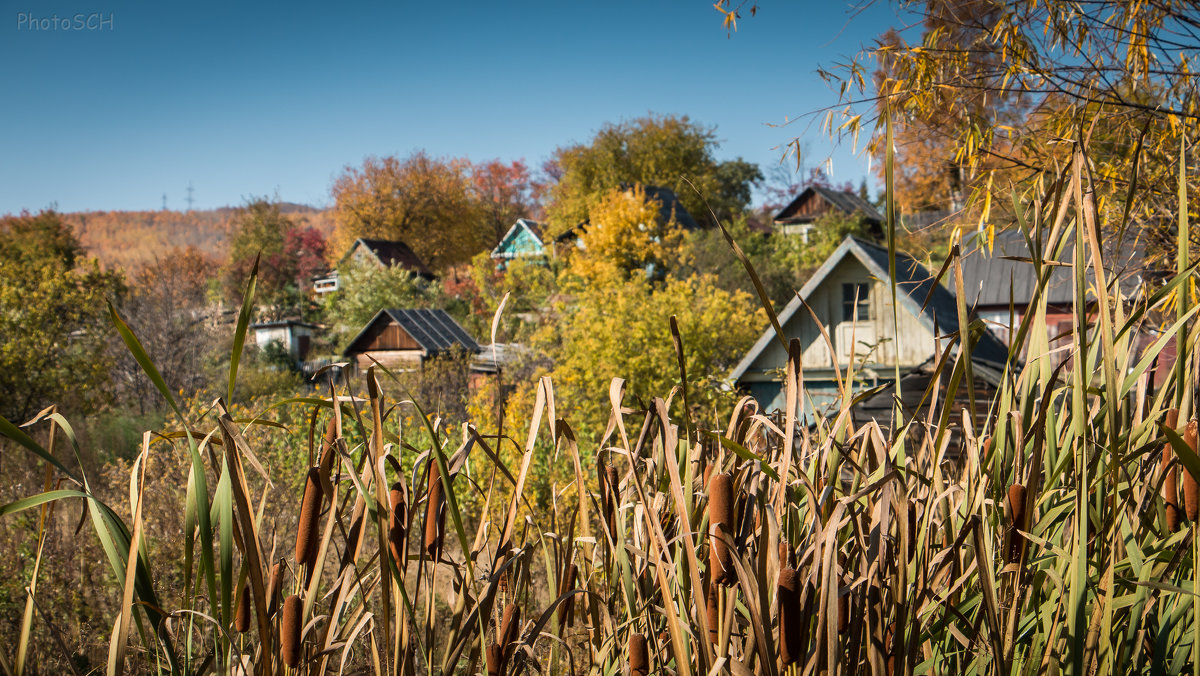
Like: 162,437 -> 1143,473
162,193 -> 167,211
186,182 -> 195,212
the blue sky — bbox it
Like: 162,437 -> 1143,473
0,1 -> 913,214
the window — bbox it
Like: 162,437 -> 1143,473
842,283 -> 870,321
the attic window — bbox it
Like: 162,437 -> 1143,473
842,283 -> 870,321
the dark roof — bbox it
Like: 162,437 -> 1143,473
344,238 -> 433,278
774,185 -> 884,225
618,183 -> 702,230
958,229 -> 1145,309
731,236 -> 1010,381
518,218 -> 544,240
342,308 -> 480,357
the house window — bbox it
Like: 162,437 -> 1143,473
842,283 -> 870,321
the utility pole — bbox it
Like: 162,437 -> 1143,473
186,182 -> 195,212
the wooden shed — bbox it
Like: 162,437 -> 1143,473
342,309 -> 480,372
772,185 -> 883,241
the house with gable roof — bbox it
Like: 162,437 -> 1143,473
772,185 -> 883,242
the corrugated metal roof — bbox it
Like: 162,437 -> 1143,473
342,308 -> 480,356
958,229 -> 1144,309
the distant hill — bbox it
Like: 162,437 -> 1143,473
62,204 -> 336,270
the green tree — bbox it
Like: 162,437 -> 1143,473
544,114 -> 761,234
320,260 -> 440,350
223,198 -> 327,317
0,210 -> 124,422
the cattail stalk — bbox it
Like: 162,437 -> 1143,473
1164,409 -> 1182,531
706,584 -> 720,644
281,594 -> 303,667
295,467 -> 323,573
777,567 -> 802,666
629,632 -> 649,676
709,472 -> 736,585
1184,420 -> 1199,521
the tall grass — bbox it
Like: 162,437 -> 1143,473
0,139 -> 1197,675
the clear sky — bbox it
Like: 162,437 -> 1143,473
0,1 -> 913,214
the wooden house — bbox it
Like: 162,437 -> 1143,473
772,185 -> 883,242
490,219 -> 549,265
342,309 -> 480,372
731,236 -> 1009,422
313,238 -> 433,294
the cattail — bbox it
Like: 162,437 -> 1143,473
629,632 -> 649,676
266,560 -> 284,617
340,512 -> 364,569
499,602 -> 521,651
658,629 -> 673,664
558,563 -> 577,626
235,582 -> 252,633
318,416 -> 337,479
485,642 -> 502,676
706,584 -> 720,644
295,467 -> 323,572
388,481 -> 407,566
837,584 -> 850,635
703,461 -> 714,491
424,460 -> 445,560
280,594 -> 303,667
777,567 -> 802,665
604,464 -> 619,542
1164,409 -> 1182,531
709,472 -> 736,586
1185,420 -> 1199,521
495,551 -> 510,595
1007,484 -> 1027,563
778,541 -> 791,569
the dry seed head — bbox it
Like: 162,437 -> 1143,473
604,464 -> 619,542
837,582 -> 850,635
1006,484 -> 1027,563
485,642 -> 502,676
389,481 -> 407,565
500,602 -> 521,650
280,594 -> 303,667
266,560 -> 284,617
629,632 -> 649,676
777,567 -> 803,666
1185,420 -> 1199,521
424,460 -> 445,560
709,472 -> 736,586
658,629 -> 673,663
907,502 -> 918,560
295,467 -> 323,571
235,582 -> 251,633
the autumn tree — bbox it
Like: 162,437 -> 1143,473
331,152 -> 485,271
320,260 -> 440,349
0,210 -> 124,422
223,198 -> 327,317
544,114 -> 762,234
471,159 -> 540,248
567,185 -> 686,285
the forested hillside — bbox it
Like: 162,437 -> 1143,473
61,203 -> 335,269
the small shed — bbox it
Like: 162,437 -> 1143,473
773,185 -> 883,241
342,309 -> 480,372
250,319 -> 321,364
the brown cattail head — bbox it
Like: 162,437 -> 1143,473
604,464 -> 619,542
1007,484 -> 1028,563
1164,409 -> 1182,532
485,642 -> 503,676
266,560 -> 284,617
280,594 -> 303,667
388,481 -> 407,566
658,629 -> 673,664
706,584 -> 720,644
709,472 -> 736,586
1184,420 -> 1200,521
629,632 -> 650,676
777,567 -> 803,665
500,602 -> 521,651
424,460 -> 445,560
703,460 -> 714,491
558,563 -> 578,626
295,467 -> 323,571
318,416 -> 337,479
235,582 -> 252,633
778,541 -> 791,569
341,513 -> 364,569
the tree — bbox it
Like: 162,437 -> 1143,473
0,210 -> 124,422
223,198 -> 327,317
331,152 -> 485,270
320,260 -> 440,350
471,159 -> 540,248
544,114 -> 761,234
535,272 -> 764,438
567,186 -> 685,285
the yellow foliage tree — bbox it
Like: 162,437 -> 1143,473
568,185 -> 684,285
